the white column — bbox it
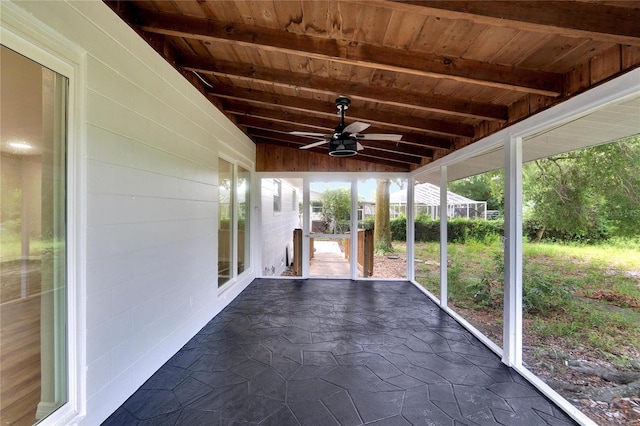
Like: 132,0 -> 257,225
439,166 -> 448,307
503,136 -> 523,367
302,179 -> 310,278
350,178 -> 358,280
406,178 -> 415,282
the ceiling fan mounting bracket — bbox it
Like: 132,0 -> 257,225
335,96 -> 351,111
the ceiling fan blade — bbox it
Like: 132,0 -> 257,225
290,131 -> 333,138
299,139 -> 329,150
353,133 -> 403,141
343,121 -> 370,134
356,142 -> 364,151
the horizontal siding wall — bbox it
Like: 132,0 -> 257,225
8,2 -> 256,425
261,179 -> 300,277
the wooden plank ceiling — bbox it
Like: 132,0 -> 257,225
105,1 -> 640,173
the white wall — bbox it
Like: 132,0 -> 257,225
261,178 -> 300,276
2,1 -> 256,424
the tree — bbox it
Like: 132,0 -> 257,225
320,188 -> 351,233
448,171 -> 504,212
374,179 -> 393,253
523,136 -> 640,240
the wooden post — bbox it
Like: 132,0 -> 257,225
364,229 -> 374,277
293,229 -> 302,276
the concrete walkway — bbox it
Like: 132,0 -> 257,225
309,240 -> 350,277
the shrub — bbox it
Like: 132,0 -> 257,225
523,217 -> 611,244
390,215 -> 406,240
523,264 -> 573,314
388,215 -> 504,244
467,252 -> 573,315
361,216 -> 375,231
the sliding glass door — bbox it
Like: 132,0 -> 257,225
0,45 -> 68,425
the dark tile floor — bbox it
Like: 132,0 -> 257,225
103,279 -> 577,425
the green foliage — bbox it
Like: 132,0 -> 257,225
523,136 -> 640,241
360,216 -> 375,231
389,215 -> 504,243
522,264 -> 573,314
320,188 -> 351,233
523,217 -> 611,244
389,215 -> 406,240
463,251 -> 573,315
448,170 -> 505,212
413,240 -> 640,359
413,214 -> 440,241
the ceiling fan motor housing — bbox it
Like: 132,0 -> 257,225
329,137 -> 357,156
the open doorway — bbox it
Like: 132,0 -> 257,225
307,180 -> 352,278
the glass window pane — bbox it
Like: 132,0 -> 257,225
358,178 -> 407,279
237,165 -> 250,275
413,180 -> 441,300
446,171 -> 504,347
522,132 -> 640,422
0,46 -> 68,424
218,158 -> 233,287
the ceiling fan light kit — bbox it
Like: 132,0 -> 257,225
292,97 -> 403,157
329,138 -> 358,157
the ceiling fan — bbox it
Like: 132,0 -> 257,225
290,96 -> 403,157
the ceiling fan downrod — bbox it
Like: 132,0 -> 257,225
335,96 -> 351,132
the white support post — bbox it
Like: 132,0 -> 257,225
503,136 -> 523,367
302,179 -> 310,278
350,179 -> 358,280
439,166 -> 448,307
406,178 -> 415,282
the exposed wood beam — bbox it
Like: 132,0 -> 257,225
249,129 -> 427,164
236,116 -> 326,134
236,117 -> 438,158
257,142 -> 412,172
226,102 -> 453,150
206,86 -> 474,138
137,10 -> 563,96
253,137 -> 417,168
254,134 -> 415,168
182,56 -> 507,122
376,1 -> 640,47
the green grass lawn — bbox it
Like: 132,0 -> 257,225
413,240 -> 640,364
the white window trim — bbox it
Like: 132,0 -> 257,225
1,3 -> 87,424
217,154 -> 253,295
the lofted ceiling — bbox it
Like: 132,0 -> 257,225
104,1 -> 640,173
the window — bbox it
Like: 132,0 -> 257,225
273,179 -> 281,212
218,159 -> 251,287
218,158 -> 233,287
0,45 -> 68,424
292,189 -> 297,211
237,165 -> 250,275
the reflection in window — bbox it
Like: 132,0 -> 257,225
237,165 -> 250,275
0,46 -> 68,424
273,179 -> 281,212
218,160 -> 251,287
218,158 -> 233,287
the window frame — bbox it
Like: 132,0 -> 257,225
273,179 -> 282,213
1,4 -> 86,424
217,155 -> 252,292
